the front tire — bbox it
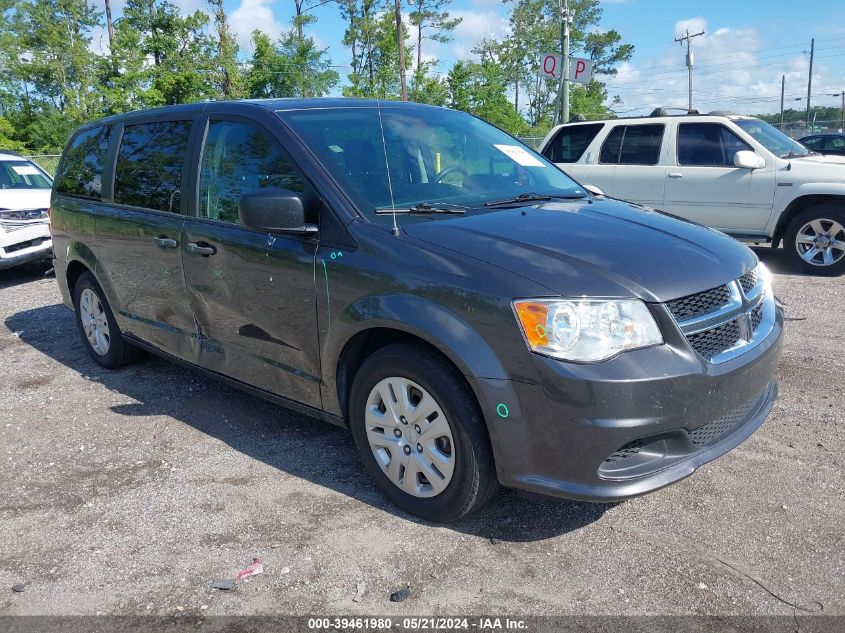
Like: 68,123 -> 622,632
784,205 -> 845,275
348,343 -> 497,522
73,272 -> 140,368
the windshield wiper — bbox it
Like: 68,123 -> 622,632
375,202 -> 467,215
483,192 -> 586,208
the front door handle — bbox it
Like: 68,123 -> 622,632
667,172 -> 683,178
155,236 -> 178,249
186,241 -> 217,256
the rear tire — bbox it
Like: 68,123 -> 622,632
73,272 -> 140,368
784,204 -> 845,276
348,343 -> 497,522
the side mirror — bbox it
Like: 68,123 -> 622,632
582,183 -> 605,196
238,187 -> 318,236
734,150 -> 765,169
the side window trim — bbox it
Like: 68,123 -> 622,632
599,125 -> 625,164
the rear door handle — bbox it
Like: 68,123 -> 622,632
186,241 -> 217,256
155,236 -> 178,249
667,172 -> 683,178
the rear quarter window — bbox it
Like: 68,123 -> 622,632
114,120 -> 192,213
55,126 -> 110,199
543,123 -> 604,163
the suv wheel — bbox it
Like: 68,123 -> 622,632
785,204 -> 845,275
73,272 -> 140,368
348,343 -> 497,522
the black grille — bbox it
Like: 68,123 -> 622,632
739,269 -> 758,295
688,396 -> 760,446
666,285 -> 730,321
687,319 -> 741,359
750,304 -> 763,331
604,440 -> 643,463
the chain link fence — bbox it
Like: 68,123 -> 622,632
23,154 -> 62,176
772,120 -> 844,139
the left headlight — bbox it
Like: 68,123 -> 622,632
512,298 -> 663,362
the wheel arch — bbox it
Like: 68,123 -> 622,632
773,194 -> 845,247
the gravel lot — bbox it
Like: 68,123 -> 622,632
0,247 -> 842,619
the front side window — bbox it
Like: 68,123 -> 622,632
800,136 -> 823,150
599,124 -> 664,165
114,120 -> 192,213
678,123 -> 752,166
278,107 -> 584,225
543,123 -> 604,163
0,159 -> 53,191
199,120 -> 303,224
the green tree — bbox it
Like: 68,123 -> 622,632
342,5 -> 411,99
246,29 -> 339,99
408,0 -> 460,71
207,0 -> 243,99
446,59 -> 526,134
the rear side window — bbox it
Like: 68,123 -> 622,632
826,136 -> 845,151
677,123 -> 752,166
114,120 -> 192,213
543,123 -> 604,163
600,124 -> 664,165
55,126 -> 110,199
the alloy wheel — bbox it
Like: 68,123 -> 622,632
364,377 -> 455,498
794,218 -> 845,267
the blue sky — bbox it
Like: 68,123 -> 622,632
95,0 -> 845,117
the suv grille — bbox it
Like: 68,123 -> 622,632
666,285 -> 730,321
688,396 -> 760,446
665,265 -> 772,363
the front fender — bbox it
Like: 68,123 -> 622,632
769,184 -> 845,236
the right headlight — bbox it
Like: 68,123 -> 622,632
512,298 -> 663,363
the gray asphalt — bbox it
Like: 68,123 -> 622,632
0,246 -> 842,617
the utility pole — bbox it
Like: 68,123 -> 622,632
831,91 -> 845,132
395,0 -> 408,101
806,37 -> 814,129
104,0 -> 115,52
675,29 -> 705,111
780,75 -> 785,125
556,0 -> 572,124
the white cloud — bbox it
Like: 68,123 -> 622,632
447,9 -> 509,60
229,0 -> 285,50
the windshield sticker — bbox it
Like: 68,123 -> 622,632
328,145 -> 344,153
12,165 -> 40,175
493,144 -> 545,167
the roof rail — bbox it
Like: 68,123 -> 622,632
706,110 -> 741,116
650,107 -> 699,117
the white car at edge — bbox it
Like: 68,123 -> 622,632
539,111 -> 845,275
0,151 -> 53,270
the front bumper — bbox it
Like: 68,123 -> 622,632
470,304 -> 783,502
0,223 -> 52,270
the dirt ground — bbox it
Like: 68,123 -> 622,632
0,247 -> 842,620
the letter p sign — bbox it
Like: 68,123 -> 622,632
569,57 -> 593,85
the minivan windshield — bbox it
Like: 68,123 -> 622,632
0,160 -> 53,190
278,106 -> 585,223
734,119 -> 810,159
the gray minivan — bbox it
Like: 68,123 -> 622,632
50,99 -> 783,522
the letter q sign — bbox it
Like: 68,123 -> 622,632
539,54 -> 592,85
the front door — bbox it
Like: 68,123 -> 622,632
181,116 -> 321,408
97,117 -> 199,361
663,122 -> 775,232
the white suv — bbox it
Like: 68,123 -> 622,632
0,151 -> 53,270
539,112 -> 845,275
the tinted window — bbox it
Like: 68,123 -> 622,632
678,123 -> 752,166
599,124 -> 664,165
800,136 -> 823,149
199,120 -> 304,224
825,136 -> 845,151
0,160 -> 52,190
543,123 -> 604,163
599,126 -> 624,163
55,126 -> 109,199
114,121 -> 192,213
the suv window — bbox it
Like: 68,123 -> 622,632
599,124 -> 664,165
55,126 -> 109,199
114,120 -> 192,213
199,120 -> 304,224
543,123 -> 604,163
800,136 -> 823,150
678,123 -> 752,166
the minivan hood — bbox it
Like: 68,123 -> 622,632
403,198 -> 756,303
0,189 -> 51,211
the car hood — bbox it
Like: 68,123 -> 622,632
0,189 -> 51,211
794,153 -> 845,165
403,198 -> 756,303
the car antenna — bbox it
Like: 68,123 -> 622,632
376,98 -> 400,237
